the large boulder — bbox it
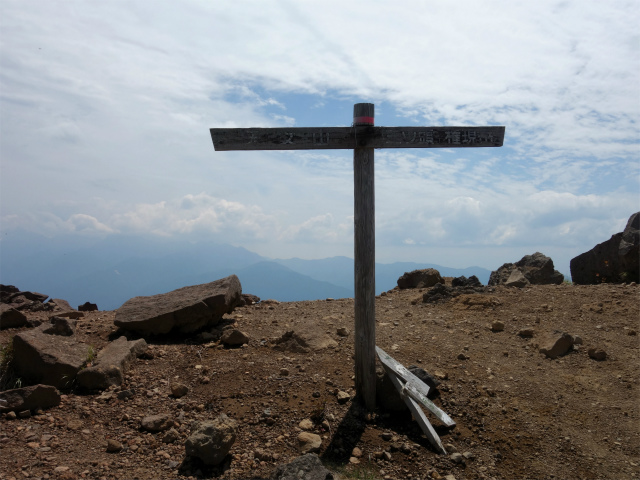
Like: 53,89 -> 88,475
571,212 -> 640,284
0,384 -> 61,413
76,336 -> 147,390
12,327 -> 90,389
114,275 -> 242,335
489,252 -> 564,286
397,268 -> 444,289
185,414 -> 238,466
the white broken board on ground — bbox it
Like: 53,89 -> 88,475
376,346 -> 455,455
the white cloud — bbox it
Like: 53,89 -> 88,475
0,0 -> 638,276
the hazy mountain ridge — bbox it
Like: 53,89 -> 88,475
0,232 -> 491,310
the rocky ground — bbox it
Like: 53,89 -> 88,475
0,281 -> 639,480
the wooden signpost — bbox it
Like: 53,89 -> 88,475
211,104 -> 505,411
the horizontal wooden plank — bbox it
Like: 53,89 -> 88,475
210,126 -> 505,151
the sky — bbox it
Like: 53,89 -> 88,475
1,0 -> 639,278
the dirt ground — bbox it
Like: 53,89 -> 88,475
0,281 -> 639,480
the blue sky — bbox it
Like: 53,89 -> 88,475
1,0 -> 639,277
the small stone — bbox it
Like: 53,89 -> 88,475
383,451 -> 392,461
162,428 -> 180,444
170,383 -> 189,398
450,452 -> 465,464
462,451 -> 475,460
297,432 -> 322,453
299,418 -> 314,431
457,353 -> 468,360
18,410 -> 31,419
572,335 -> 584,345
336,391 -> 351,404
337,327 -> 350,337
518,328 -> 534,337
220,329 -> 250,347
141,414 -> 173,432
280,368 -> 290,376
381,432 -> 393,441
444,443 -> 458,453
444,475 -> 457,480
106,439 -> 123,453
5,411 -> 17,420
349,456 -> 360,464
588,348 -> 607,361
54,466 -> 70,473
491,321 -> 505,332
352,446 -> 363,458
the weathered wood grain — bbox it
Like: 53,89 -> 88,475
210,126 -> 505,151
353,131 -> 376,411
382,361 -> 447,454
376,346 -> 456,427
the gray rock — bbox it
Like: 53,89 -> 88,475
538,332 -> 574,359
12,328 -> 90,389
0,304 -> 28,329
170,383 -> 189,398
505,269 -> 529,288
162,428 -> 181,444
220,329 -> 249,346
450,452 -> 465,464
106,439 -> 123,453
76,337 -> 147,390
571,212 -> 640,284
422,283 -> 454,303
489,252 -> 564,286
185,414 -> 237,465
141,413 -> 173,432
451,275 -> 482,287
0,385 -> 61,413
336,391 -> 350,404
78,302 -> 98,312
518,328 -> 535,338
42,317 -> 76,336
297,432 -> 322,453
398,268 -> 444,289
491,321 -> 505,332
271,453 -> 336,480
114,275 -> 242,335
588,348 -> 607,361
48,298 -> 74,312
619,212 -> 640,282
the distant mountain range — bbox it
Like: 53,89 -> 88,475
0,232 -> 491,311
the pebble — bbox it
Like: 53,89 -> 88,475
297,432 -> 322,453
170,383 -> 189,398
336,391 -> 351,404
106,439 -> 123,453
491,321 -> 505,332
588,348 -> 607,361
518,328 -> 534,337
450,452 -> 465,464
299,418 -> 314,431
280,368 -> 290,376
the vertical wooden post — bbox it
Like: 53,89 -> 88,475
353,103 -> 376,410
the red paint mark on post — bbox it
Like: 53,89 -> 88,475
353,116 -> 375,125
